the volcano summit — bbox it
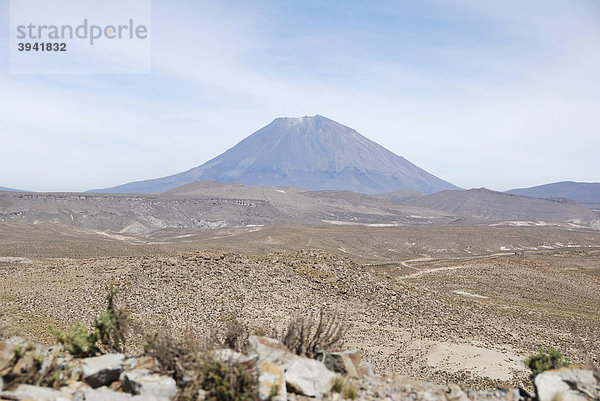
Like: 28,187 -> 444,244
91,115 -> 459,194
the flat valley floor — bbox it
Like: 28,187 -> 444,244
1,223 -> 599,390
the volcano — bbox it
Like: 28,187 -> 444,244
90,115 -> 459,194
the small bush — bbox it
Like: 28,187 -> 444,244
331,377 -> 357,399
525,349 -> 571,378
144,331 -> 259,401
200,355 -> 258,401
51,286 -> 129,357
343,384 -> 358,400
331,377 -> 344,393
221,318 -> 250,354
50,322 -> 99,357
281,308 -> 346,358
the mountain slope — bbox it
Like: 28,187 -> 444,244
507,181 -> 600,208
90,115 -> 459,194
374,189 -> 425,203
404,188 -> 597,223
0,186 -> 27,192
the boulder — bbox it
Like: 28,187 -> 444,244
316,350 -> 362,378
82,353 -> 125,388
248,336 -> 337,398
256,361 -> 286,401
285,357 -> 337,398
122,369 -> 178,398
535,367 -> 600,401
248,336 -> 292,366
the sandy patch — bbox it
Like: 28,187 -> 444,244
0,257 -> 32,263
425,342 -> 527,381
453,290 -> 489,299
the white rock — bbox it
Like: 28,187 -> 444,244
285,357 -> 337,398
249,336 -> 337,398
256,361 -> 286,401
535,367 -> 600,401
0,384 -> 70,401
122,369 -> 178,398
214,348 -> 257,365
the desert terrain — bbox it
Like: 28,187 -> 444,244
1,221 -> 599,391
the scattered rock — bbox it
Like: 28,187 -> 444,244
82,353 -> 125,388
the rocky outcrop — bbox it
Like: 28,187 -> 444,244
248,336 -> 338,398
534,367 -> 600,401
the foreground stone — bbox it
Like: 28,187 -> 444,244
256,361 -> 286,401
122,369 -> 178,398
82,353 -> 125,388
317,350 -> 362,378
1,384 -> 68,401
249,336 -> 337,398
534,367 -> 600,401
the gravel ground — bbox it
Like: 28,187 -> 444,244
1,248 -> 599,390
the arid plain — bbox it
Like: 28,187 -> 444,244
1,220 -> 599,391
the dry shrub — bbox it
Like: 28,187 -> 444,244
144,330 -> 259,401
281,308 -> 346,358
208,315 -> 250,354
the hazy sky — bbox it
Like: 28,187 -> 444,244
1,0 -> 599,192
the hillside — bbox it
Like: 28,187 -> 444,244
90,115 -> 459,195
507,181 -> 600,210
373,189 -> 425,203
0,186 -> 452,234
403,188 -> 598,223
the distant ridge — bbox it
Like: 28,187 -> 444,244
507,181 -> 600,208
404,188 -> 597,222
90,115 -> 460,195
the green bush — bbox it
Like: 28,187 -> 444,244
331,377 -> 344,393
343,384 -> 358,400
50,322 -> 99,357
200,356 -> 258,401
525,349 -> 571,377
51,286 -> 129,357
